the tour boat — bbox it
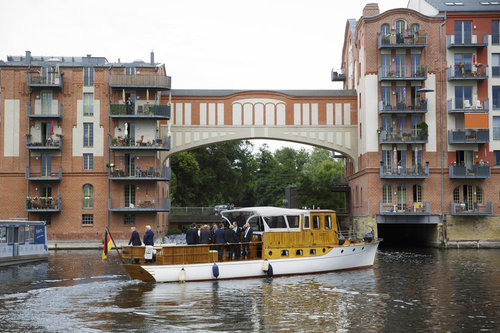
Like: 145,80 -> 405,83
0,219 -> 49,266
121,207 -> 380,282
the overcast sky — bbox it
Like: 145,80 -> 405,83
1,0 -> 406,150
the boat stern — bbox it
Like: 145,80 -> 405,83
122,264 -> 156,282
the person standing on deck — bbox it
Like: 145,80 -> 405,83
214,223 -> 226,261
143,225 -> 154,246
241,222 -> 253,259
186,223 -> 199,245
199,225 -> 211,244
128,227 -> 142,246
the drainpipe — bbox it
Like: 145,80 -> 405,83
440,13 -> 447,243
107,66 -> 112,229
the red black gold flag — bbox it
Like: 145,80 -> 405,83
102,229 -> 113,260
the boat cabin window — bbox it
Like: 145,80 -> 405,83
27,226 -> 35,243
247,215 -> 263,231
18,227 -> 25,244
286,215 -> 300,228
0,227 -> 6,243
281,250 -> 289,256
8,227 -> 15,244
264,216 -> 287,229
296,249 -> 303,256
310,249 -> 316,255
312,216 -> 320,229
303,216 -> 310,229
325,215 -> 332,229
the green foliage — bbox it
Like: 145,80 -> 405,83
167,228 -> 182,235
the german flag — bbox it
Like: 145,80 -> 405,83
102,229 -> 113,260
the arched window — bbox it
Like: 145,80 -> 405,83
83,184 -> 93,209
125,184 -> 135,208
381,24 -> 390,35
411,23 -> 420,35
396,20 -> 406,44
383,185 -> 392,204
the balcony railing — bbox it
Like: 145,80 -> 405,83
109,104 -> 170,119
447,99 -> 489,114
110,136 -> 170,151
379,201 -> 430,215
379,129 -> 428,144
448,129 -> 489,144
448,164 -> 490,178
450,201 -> 492,216
26,196 -> 62,213
109,74 -> 171,89
378,66 -> 427,81
109,166 -> 171,181
27,73 -> 63,88
27,103 -> 63,119
447,65 -> 488,80
26,166 -> 62,181
378,32 -> 427,49
26,136 -> 63,151
108,197 -> 171,212
380,162 -> 429,178
446,33 -> 488,48
379,99 -> 427,114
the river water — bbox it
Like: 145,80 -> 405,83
0,248 -> 499,332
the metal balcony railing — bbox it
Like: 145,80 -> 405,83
26,166 -> 62,181
26,196 -> 62,212
450,201 -> 492,215
379,129 -> 428,144
109,104 -> 170,119
448,164 -> 490,178
379,99 -> 427,114
110,136 -> 170,151
27,103 -> 63,118
448,129 -> 489,144
447,65 -> 488,80
447,99 -> 489,113
378,66 -> 427,81
109,74 -> 171,89
446,33 -> 488,48
26,136 -> 63,150
379,201 -> 430,215
109,166 -> 171,181
27,73 -> 63,88
378,31 -> 427,49
379,162 -> 429,178
108,197 -> 171,212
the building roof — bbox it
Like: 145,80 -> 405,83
169,89 -> 357,97
423,0 -> 500,12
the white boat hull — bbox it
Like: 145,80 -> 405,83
132,242 -> 379,283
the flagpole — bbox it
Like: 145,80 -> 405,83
106,227 -> 124,263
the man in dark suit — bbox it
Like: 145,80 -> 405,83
199,225 -> 211,244
214,223 -> 226,261
128,227 -> 142,246
143,225 -> 154,246
232,221 -> 242,260
241,222 -> 253,259
186,223 -> 199,245
224,224 -> 236,260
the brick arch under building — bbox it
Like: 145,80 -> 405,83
160,89 -> 359,170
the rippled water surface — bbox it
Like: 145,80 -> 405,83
0,248 -> 499,332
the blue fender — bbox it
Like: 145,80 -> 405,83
212,263 -> 219,278
267,263 -> 273,277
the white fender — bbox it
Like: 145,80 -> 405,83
262,259 -> 269,272
179,267 -> 186,282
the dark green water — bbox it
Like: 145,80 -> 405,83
0,248 -> 498,332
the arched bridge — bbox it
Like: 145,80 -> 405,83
161,90 -> 359,169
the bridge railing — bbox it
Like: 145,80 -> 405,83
170,207 -> 218,216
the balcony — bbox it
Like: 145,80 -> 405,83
26,136 -> 62,151
109,166 -> 171,181
448,164 -> 490,178
26,196 -> 62,213
109,136 -> 170,151
379,129 -> 428,144
379,99 -> 428,114
27,73 -> 63,89
379,162 -> 429,179
378,66 -> 427,82
450,201 -> 492,216
379,201 -> 430,215
378,32 -> 427,49
447,65 -> 488,81
109,74 -> 171,89
446,33 -> 488,48
447,99 -> 489,114
26,166 -> 62,181
448,129 -> 489,144
108,197 -> 171,212
109,104 -> 170,120
331,68 -> 346,81
27,103 -> 63,119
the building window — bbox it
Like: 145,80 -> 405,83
383,185 -> 392,204
411,23 -> 420,34
395,20 -> 406,44
411,54 -> 421,76
41,91 -> 52,115
125,184 -> 135,208
476,187 -> 483,205
494,87 -> 500,110
492,20 -> 499,45
453,187 -> 460,204
41,154 -> 51,177
494,151 -> 500,166
83,184 -> 94,209
493,117 -> 500,140
83,93 -> 94,116
381,87 -> 391,108
396,87 -> 406,104
397,185 -> 407,210
381,54 -> 390,76
455,53 -> 473,76
492,54 -> 500,77
83,122 -> 93,147
125,67 -> 136,75
83,67 -> 94,86
82,214 -> 94,225
395,54 -> 405,77
413,185 -> 422,203
124,214 -> 135,225
83,153 -> 93,170
455,21 -> 472,44
455,86 -> 473,109
40,214 -> 51,226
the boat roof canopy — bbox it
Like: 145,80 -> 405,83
221,206 -> 334,217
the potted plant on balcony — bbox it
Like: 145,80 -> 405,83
418,121 -> 428,138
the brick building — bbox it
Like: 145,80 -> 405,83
0,52 -> 171,242
338,1 -> 500,246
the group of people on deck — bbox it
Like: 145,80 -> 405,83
185,221 -> 253,262
128,225 -> 154,246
